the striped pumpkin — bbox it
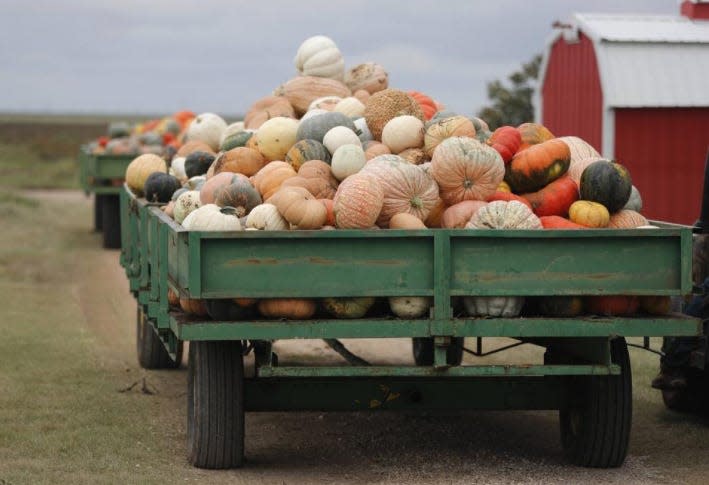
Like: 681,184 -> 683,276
333,172 -> 384,228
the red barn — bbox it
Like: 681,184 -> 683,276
536,0 -> 709,224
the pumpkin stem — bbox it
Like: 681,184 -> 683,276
220,206 -> 239,216
463,179 -> 473,189
410,196 -> 423,208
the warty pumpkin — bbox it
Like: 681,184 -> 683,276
333,172 -> 384,229
269,186 -> 327,230
322,297 -> 376,319
430,136 -> 505,205
363,89 -> 424,140
505,138 -> 571,193
173,190 -> 201,224
344,62 -> 389,94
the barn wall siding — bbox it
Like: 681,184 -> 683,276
542,32 -> 603,151
615,108 -> 709,224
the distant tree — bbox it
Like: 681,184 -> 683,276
477,54 -> 542,131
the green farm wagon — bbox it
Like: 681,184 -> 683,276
119,184 -> 700,469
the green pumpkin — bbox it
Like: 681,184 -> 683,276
108,121 -> 131,139
184,151 -> 216,178
143,172 -> 181,203
537,296 -> 584,317
285,139 -> 332,170
213,178 -> 262,217
220,131 -> 253,151
322,297 -> 376,319
579,160 -> 632,213
296,112 -> 356,143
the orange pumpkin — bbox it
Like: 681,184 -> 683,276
212,147 -> 266,177
505,138 -> 570,193
200,172 -> 250,205
253,162 -> 297,200
517,122 -> 554,151
333,172 -> 384,228
269,186 -> 327,230
486,191 -> 533,210
586,296 -> 639,316
167,287 -> 180,307
487,126 -> 521,163
389,212 -> 427,229
176,140 -> 215,158
540,215 -> 586,230
520,175 -> 579,217
363,141 -> 392,160
430,136 -> 505,205
258,298 -> 316,319
244,95 -> 296,129
441,200 -> 488,228
639,296 -> 672,315
319,198 -> 336,226
407,91 -> 438,120
423,116 -> 476,157
179,297 -> 208,316
281,160 -> 338,200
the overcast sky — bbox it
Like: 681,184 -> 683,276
0,0 -> 678,117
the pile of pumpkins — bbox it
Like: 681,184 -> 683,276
124,35 -> 668,322
88,110 -> 196,157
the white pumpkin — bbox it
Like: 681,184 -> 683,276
173,190 -> 201,224
186,113 -> 227,151
323,126 -> 362,154
353,117 -> 373,143
623,185 -> 643,212
308,96 -> 342,112
334,97 -> 366,118
466,201 -> 542,230
256,117 -> 299,161
182,204 -> 242,231
344,62 -> 389,94
294,35 -> 345,81
463,296 -> 524,318
220,121 -> 246,144
388,296 -> 432,318
331,144 -> 366,181
381,116 -> 425,154
300,108 -> 329,122
169,156 -> 187,180
245,203 -> 289,231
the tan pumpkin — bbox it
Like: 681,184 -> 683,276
389,213 -> 427,229
424,197 -> 446,228
441,200 -> 488,228
607,210 -> 648,229
308,96 -> 342,111
344,62 -> 389,94
466,200 -> 543,230
363,89 -> 424,140
269,186 -> 327,229
430,137 -> 505,205
180,298 -> 208,316
558,136 -> 601,165
200,172 -> 249,205
423,116 -> 476,157
253,162 -> 297,200
212,147 -> 266,177
398,147 -> 427,165
361,157 -> 440,227
125,154 -> 167,196
333,172 -> 385,228
281,160 -> 338,199
363,141 -> 391,160
569,200 -> 610,228
244,95 -> 296,130
256,117 -> 299,162
176,140 -> 215,158
354,89 -> 371,104
258,298 -> 316,319
274,76 -> 351,116
381,115 -> 425,153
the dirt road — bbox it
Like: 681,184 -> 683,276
18,190 -> 709,484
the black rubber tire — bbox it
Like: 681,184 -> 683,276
412,337 -> 464,366
136,307 -> 183,369
102,194 -> 121,249
187,340 -> 245,469
559,337 -> 632,468
94,194 -> 104,232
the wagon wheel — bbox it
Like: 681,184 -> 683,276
559,337 -> 632,468
136,306 -> 183,369
187,340 -> 245,469
102,193 -> 122,249
94,194 -> 104,232
412,337 -> 464,366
